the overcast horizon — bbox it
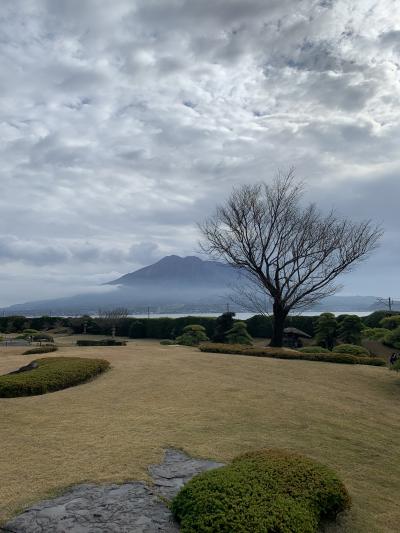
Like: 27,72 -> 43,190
1,0 -> 399,307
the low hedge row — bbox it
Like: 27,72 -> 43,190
299,346 -> 330,354
199,343 -> 386,366
171,449 -> 351,532
76,339 -> 126,346
23,345 -> 58,355
0,357 -> 110,397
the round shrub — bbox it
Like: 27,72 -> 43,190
171,449 -> 350,533
333,344 -> 370,356
299,346 -> 330,354
0,357 -> 110,397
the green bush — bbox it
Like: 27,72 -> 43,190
0,357 -> 110,397
383,327 -> 400,349
299,346 -> 330,354
176,325 -> 209,346
226,321 -> 253,345
363,327 -> 389,341
392,359 -> 400,371
380,315 -> 400,330
171,449 -> 351,533
23,345 -> 58,355
362,310 -> 397,328
160,339 -> 175,345
333,344 -> 370,356
199,344 -> 385,366
76,339 -> 126,346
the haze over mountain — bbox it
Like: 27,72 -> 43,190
0,256 -> 393,316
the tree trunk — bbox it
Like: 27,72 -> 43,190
270,302 -> 287,347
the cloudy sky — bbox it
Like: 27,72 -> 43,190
0,0 -> 399,306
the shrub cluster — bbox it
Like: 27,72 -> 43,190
332,344 -> 370,356
23,345 -> 58,355
76,339 -> 126,346
171,449 -> 351,533
383,327 -> 400,349
199,343 -> 386,366
0,357 -> 110,397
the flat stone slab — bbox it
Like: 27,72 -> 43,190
3,449 -> 224,532
149,449 -> 224,500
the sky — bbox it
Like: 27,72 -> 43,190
0,0 -> 399,306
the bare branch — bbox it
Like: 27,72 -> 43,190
199,170 -> 383,346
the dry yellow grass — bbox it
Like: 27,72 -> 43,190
0,339 -> 399,532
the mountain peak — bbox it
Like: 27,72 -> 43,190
158,255 -> 202,263
108,255 -> 235,286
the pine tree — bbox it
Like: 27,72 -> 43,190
338,315 -> 364,345
315,313 -> 337,350
212,312 -> 235,342
226,322 -> 253,345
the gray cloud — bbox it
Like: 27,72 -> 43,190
0,0 -> 399,305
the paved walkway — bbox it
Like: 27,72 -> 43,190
3,450 -> 224,533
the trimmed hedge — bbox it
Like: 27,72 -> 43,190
299,346 -> 330,354
199,343 -> 386,366
333,344 -> 370,356
0,357 -> 110,397
171,449 -> 351,533
23,345 -> 58,355
76,339 -> 126,346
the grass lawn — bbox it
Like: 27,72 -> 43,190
0,339 -> 399,532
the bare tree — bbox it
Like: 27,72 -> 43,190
200,170 -> 383,346
98,307 -> 129,338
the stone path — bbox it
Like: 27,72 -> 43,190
3,450 -> 224,533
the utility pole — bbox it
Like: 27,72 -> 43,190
376,296 -> 394,312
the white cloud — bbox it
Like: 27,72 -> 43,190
0,0 -> 399,305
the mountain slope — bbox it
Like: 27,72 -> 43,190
1,256 -> 242,315
0,255 -> 388,315
108,255 -> 240,286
